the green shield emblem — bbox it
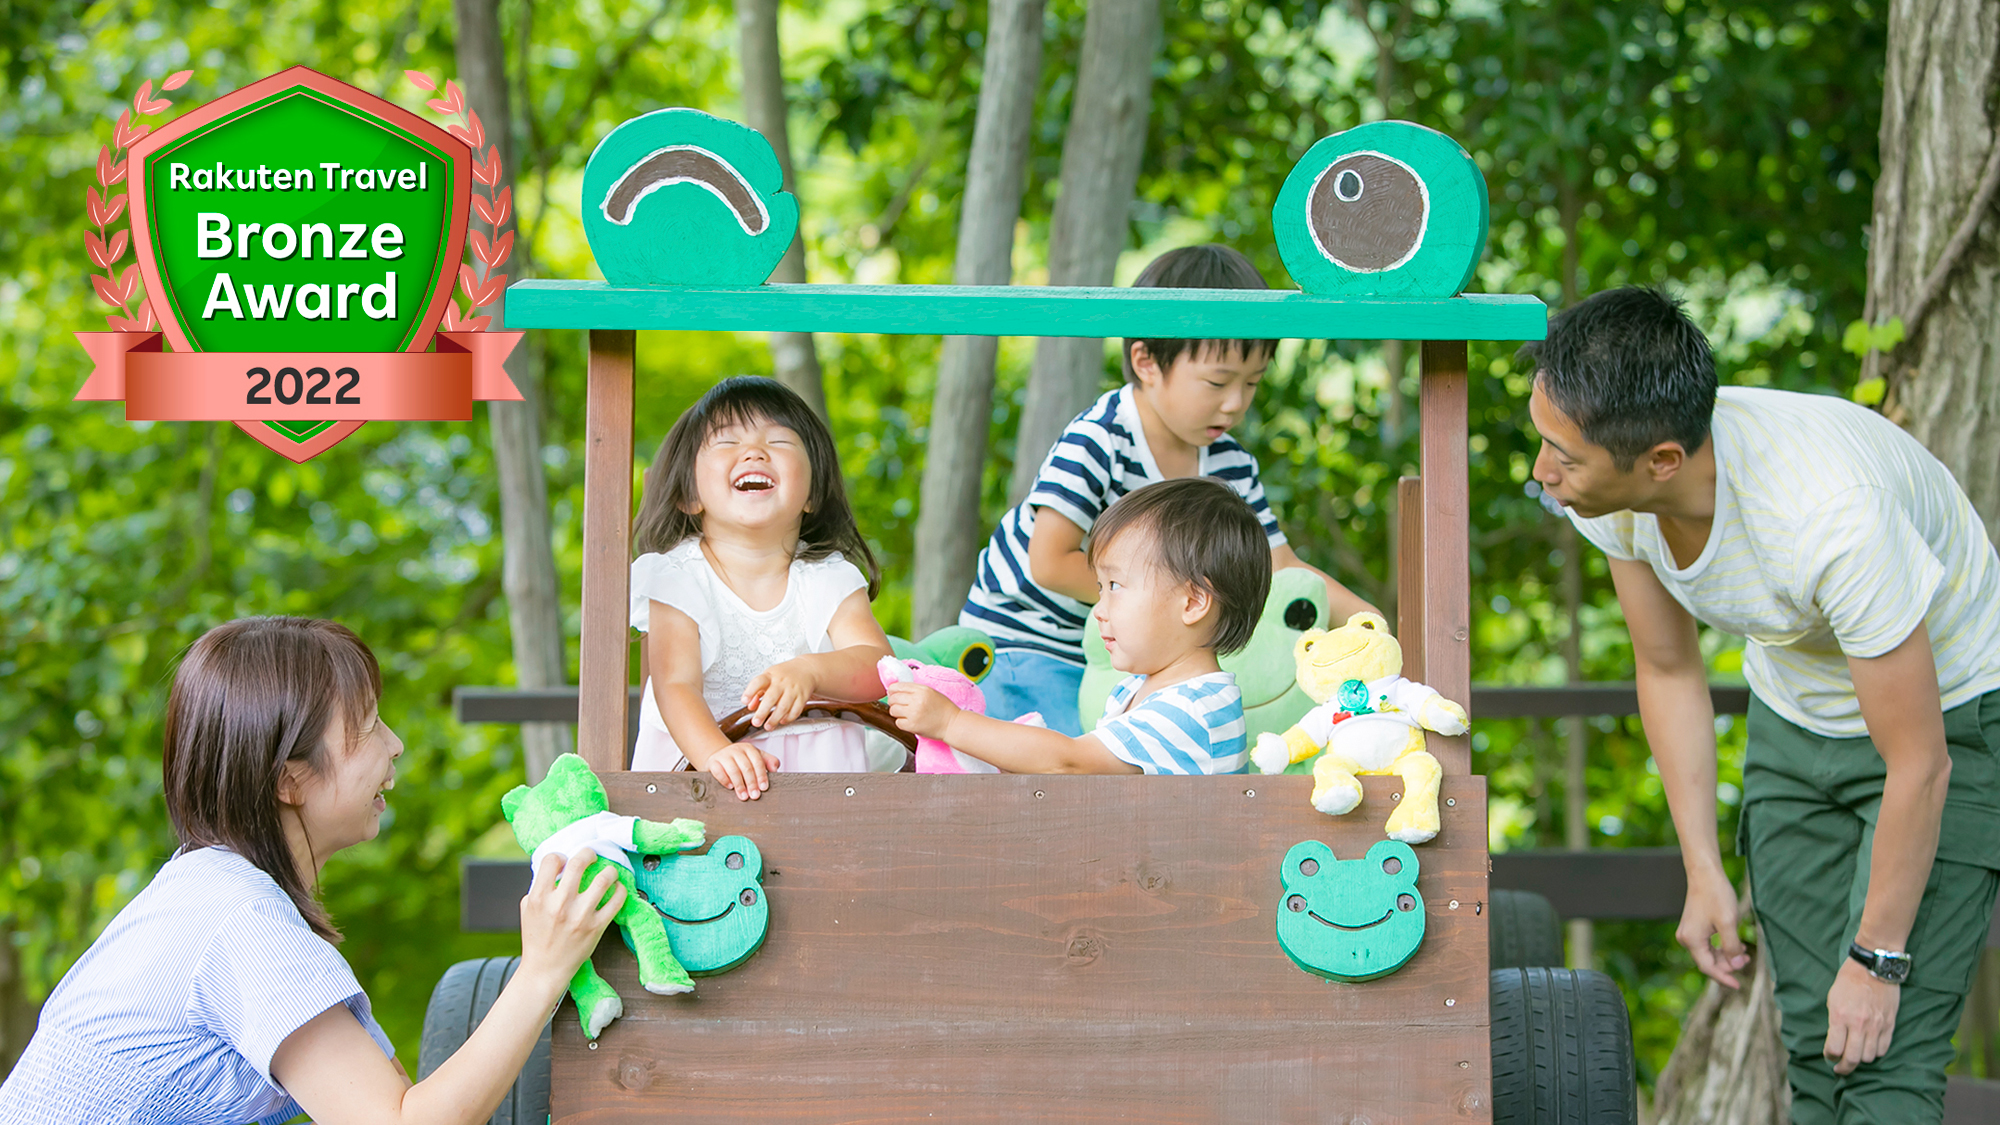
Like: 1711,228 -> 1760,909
126,67 -> 471,458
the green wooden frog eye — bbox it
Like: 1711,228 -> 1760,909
1274,120 -> 1489,298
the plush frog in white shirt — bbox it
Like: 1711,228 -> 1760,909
1249,612 -> 1469,844
502,754 -> 708,1037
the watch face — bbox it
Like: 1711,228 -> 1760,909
1876,953 -> 1912,984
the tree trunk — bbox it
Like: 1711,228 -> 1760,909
1652,886 -> 1790,1125
738,0 -> 827,418
456,0 -> 571,782
1871,0 -> 2000,535
1006,0 -> 1161,503
909,0 -> 1045,637
1560,522 -> 1594,970
0,920 -> 36,1079
1870,0 -> 2000,1086
1556,191 -> 1592,970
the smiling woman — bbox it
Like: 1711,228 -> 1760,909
0,617 -> 629,1125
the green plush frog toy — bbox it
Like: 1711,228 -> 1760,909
501,753 -> 708,1038
1081,567 -> 1330,753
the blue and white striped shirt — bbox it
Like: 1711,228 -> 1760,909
1093,671 -> 1249,775
0,846 -> 394,1125
961,385 -> 1285,664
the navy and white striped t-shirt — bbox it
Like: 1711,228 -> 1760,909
961,385 -> 1285,664
0,846 -> 394,1125
1093,671 -> 1249,774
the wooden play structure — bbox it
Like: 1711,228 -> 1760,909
421,112 -> 1636,1123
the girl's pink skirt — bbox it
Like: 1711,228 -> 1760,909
631,719 -> 873,774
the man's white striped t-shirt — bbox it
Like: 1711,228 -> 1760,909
1092,671 -> 1249,774
960,385 -> 1285,664
1569,385 -> 2000,737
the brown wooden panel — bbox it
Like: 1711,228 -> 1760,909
1397,474 -> 1425,683
579,329 -> 636,774
551,773 -> 1493,1124
1419,341 -> 1470,777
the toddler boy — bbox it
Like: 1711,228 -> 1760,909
892,478 -> 1269,774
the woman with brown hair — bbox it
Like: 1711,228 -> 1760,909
0,617 -> 624,1125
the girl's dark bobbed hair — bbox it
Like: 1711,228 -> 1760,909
163,616 -> 381,941
632,376 -> 880,597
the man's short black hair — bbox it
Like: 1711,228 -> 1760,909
1122,244 -> 1279,382
1087,478 -> 1272,656
1522,286 -> 1717,470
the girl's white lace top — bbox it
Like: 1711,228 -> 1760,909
630,538 -> 868,735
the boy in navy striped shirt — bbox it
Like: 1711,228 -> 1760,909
891,479 -> 1271,774
961,245 -> 1374,734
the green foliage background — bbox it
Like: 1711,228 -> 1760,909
2,0 -> 1889,1098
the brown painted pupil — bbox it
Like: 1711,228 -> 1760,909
740,888 -> 758,906
604,149 -> 767,233
1397,894 -> 1416,912
1287,895 -> 1307,912
1308,153 -> 1426,271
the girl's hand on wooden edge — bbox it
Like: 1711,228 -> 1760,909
886,682 -> 958,739
518,852 -> 625,986
706,742 -> 781,800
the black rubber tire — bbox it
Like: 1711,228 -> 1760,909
419,956 -> 551,1125
1490,967 -> 1637,1124
1489,888 -> 1565,969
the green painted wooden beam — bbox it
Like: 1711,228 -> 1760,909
505,280 -> 1547,341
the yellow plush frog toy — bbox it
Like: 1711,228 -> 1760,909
1248,612 -> 1469,844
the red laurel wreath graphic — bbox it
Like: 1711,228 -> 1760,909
87,70 -> 192,331
405,70 -> 512,333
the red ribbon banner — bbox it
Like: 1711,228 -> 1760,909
73,331 -> 524,421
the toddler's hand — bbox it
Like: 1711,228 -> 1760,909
706,741 -> 781,801
744,662 -> 814,729
886,682 -> 960,740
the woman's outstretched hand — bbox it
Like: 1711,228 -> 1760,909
274,850 -> 628,1125
518,851 -> 626,988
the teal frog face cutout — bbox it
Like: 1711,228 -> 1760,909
1275,839 -> 1425,982
581,108 -> 799,287
627,835 -> 769,975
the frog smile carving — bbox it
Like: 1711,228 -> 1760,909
627,835 -> 770,975
1275,839 -> 1425,982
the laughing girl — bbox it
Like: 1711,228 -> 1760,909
628,377 -> 894,797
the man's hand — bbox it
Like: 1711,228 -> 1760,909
1676,871 -> 1749,988
1824,957 -> 1899,1074
885,682 -> 961,740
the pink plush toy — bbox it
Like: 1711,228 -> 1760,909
876,656 -> 1041,774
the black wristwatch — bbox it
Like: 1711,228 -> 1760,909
1848,942 -> 1913,984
